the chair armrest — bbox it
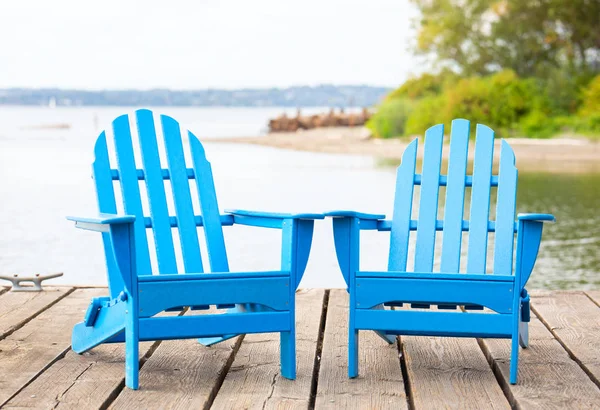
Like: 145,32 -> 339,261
67,213 -> 136,232
324,210 -> 386,220
225,209 -> 324,229
518,213 -> 556,223
226,209 -> 324,219
225,209 -> 321,289
515,213 -> 554,290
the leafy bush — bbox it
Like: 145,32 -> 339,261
374,69 -> 599,139
519,111 -> 560,138
579,75 -> 600,117
405,95 -> 449,136
366,98 -> 414,138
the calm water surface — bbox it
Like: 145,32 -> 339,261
0,106 -> 598,289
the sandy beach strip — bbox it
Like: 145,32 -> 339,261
206,127 -> 600,174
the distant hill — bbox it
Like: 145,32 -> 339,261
0,85 -> 391,108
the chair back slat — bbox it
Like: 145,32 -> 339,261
161,115 -> 204,273
112,115 -> 153,275
440,119 -> 470,273
93,132 -> 126,295
493,141 -> 518,275
189,131 -> 229,272
414,125 -> 444,272
388,139 -> 418,271
466,124 -> 495,273
136,110 -> 178,274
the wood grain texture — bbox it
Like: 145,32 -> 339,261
530,291 -> 600,386
3,340 -> 156,409
314,290 -> 407,410
402,330 -> 509,409
482,307 -> 600,409
0,288 -> 106,406
0,287 -> 72,339
211,289 -> 324,410
109,313 -> 240,409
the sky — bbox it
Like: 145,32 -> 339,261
0,0 -> 422,90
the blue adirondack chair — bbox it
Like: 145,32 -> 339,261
67,109 -> 323,389
326,119 -> 554,384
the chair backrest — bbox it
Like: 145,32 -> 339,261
388,119 -> 518,275
92,109 -> 229,276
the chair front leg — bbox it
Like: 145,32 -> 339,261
125,292 -> 139,390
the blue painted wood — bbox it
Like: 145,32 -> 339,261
161,115 -> 204,273
136,109 -> 178,274
228,209 -> 325,220
69,109 -> 322,389
326,119 -> 554,383
414,174 -> 499,187
415,124 -> 444,271
113,115 -> 153,277
138,276 -> 291,316
324,210 -> 386,220
493,141 -> 518,275
354,277 -> 514,313
142,214 -> 234,228
355,310 -> 512,338
440,119 -> 470,273
110,167 -> 195,180
518,213 -> 556,222
466,124 -> 495,273
376,219 -> 517,233
388,138 -> 418,271
93,133 -> 127,298
357,271 -> 514,282
189,130 -> 229,272
138,312 -> 291,340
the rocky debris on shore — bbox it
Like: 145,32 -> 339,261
268,108 -> 372,132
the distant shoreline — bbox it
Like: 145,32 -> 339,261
206,127 -> 600,174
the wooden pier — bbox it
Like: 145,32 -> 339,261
0,287 -> 599,409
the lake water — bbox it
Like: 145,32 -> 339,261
0,106 -> 598,290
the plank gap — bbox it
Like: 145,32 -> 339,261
476,337 -> 519,410
531,304 -> 600,390
583,291 -> 600,308
99,308 -> 192,409
308,289 -> 330,410
202,334 -> 245,410
397,337 -> 415,410
0,345 -> 72,407
0,287 -> 76,341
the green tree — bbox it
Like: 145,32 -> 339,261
411,0 -> 600,77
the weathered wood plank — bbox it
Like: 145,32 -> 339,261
315,290 -> 407,410
0,288 -> 106,406
530,291 -> 600,387
585,290 -> 600,307
108,315 -> 241,409
3,340 -> 157,409
0,287 -> 72,339
402,334 -> 509,409
211,289 -> 324,410
481,307 -> 600,408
